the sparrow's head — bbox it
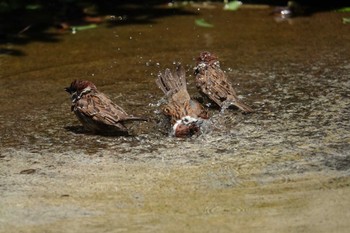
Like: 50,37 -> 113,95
65,80 -> 97,99
172,116 -> 203,138
195,51 -> 220,74
196,51 -> 218,66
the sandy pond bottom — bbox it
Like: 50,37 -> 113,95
1,3 -> 350,233
1,152 -> 350,233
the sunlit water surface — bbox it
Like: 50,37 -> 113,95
1,4 -> 350,233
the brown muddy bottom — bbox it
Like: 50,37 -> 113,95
1,3 -> 350,233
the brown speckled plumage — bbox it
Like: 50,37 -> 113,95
156,65 -> 208,137
65,80 -> 146,135
195,51 -> 253,113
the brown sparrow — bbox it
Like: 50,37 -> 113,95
156,65 -> 209,138
65,80 -> 147,135
194,51 -> 253,113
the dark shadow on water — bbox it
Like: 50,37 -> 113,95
0,1 -> 195,56
0,48 -> 25,56
64,125 -> 87,135
1,0 -> 349,56
64,125 -> 132,137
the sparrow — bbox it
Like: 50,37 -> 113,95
194,51 -> 253,113
156,65 -> 209,138
65,80 -> 147,135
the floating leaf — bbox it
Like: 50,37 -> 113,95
25,4 -> 42,10
168,1 -> 189,8
343,18 -> 350,24
71,24 -> 98,33
195,18 -> 214,28
223,1 -> 242,11
336,7 -> 350,12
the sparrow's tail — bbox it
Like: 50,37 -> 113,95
224,98 -> 254,113
124,116 -> 148,122
236,100 -> 254,113
156,65 -> 187,95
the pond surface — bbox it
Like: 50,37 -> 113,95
1,3 -> 350,233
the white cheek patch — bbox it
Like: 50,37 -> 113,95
73,87 -> 92,103
196,62 -> 207,70
181,116 -> 198,125
72,92 -> 79,103
79,87 -> 92,97
172,120 -> 181,135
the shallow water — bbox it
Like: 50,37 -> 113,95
1,3 -> 350,233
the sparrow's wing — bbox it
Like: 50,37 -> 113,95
196,67 -> 234,106
157,65 -> 193,122
196,67 -> 253,112
205,69 -> 253,112
163,98 -> 208,124
156,65 -> 189,99
187,99 -> 209,120
76,92 -> 145,127
162,102 -> 186,124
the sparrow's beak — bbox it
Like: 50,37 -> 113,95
64,87 -> 71,93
